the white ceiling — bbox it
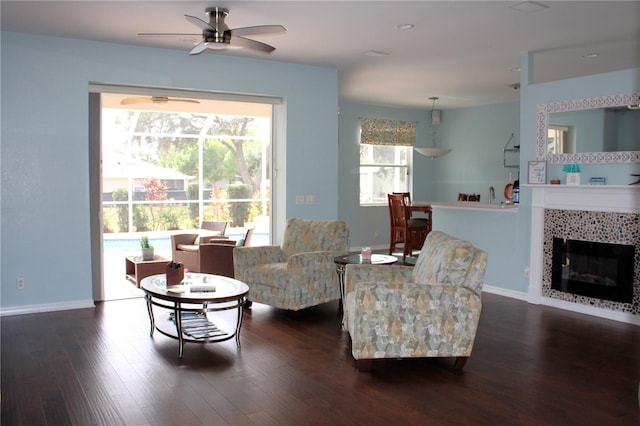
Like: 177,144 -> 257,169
2,1 -> 639,109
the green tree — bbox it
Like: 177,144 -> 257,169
133,206 -> 149,232
187,182 -> 199,228
227,183 -> 252,227
208,185 -> 229,222
209,116 -> 262,192
112,187 -> 129,232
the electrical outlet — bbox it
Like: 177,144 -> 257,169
17,278 -> 25,289
306,194 -> 316,205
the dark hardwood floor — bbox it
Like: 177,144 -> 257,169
2,293 -> 639,425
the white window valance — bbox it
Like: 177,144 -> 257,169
360,118 -> 416,146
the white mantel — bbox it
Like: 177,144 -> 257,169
527,184 -> 640,214
527,184 -> 640,325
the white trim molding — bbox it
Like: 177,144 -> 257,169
0,300 -> 95,317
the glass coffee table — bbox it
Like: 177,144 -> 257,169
141,273 -> 249,359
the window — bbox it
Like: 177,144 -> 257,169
548,125 -> 569,154
360,144 -> 410,205
359,118 -> 415,205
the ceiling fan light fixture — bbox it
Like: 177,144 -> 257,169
416,96 -> 451,159
203,41 -> 231,50
120,96 -> 201,106
153,7 -> 285,55
152,96 -> 169,105
509,1 -> 549,13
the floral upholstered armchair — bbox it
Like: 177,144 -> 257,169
233,218 -> 350,311
343,231 -> 488,372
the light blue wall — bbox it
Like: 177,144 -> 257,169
1,32 -> 338,309
422,101 -> 527,293
432,208 -> 529,293
431,102 -> 521,202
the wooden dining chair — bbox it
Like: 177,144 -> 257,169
388,193 -> 431,263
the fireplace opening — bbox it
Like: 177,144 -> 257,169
551,237 -> 635,303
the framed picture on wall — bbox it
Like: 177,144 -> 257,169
528,161 -> 547,184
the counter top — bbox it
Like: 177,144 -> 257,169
413,201 -> 519,212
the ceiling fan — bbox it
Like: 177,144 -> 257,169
120,96 -> 200,106
138,7 -> 286,55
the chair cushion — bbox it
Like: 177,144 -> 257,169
412,231 -> 474,286
176,244 -> 199,252
407,218 -> 429,227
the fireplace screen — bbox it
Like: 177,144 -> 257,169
551,238 -> 635,303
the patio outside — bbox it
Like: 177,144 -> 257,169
102,223 -> 269,301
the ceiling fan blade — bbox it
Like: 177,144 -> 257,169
120,96 -> 201,105
169,99 -> 200,104
120,97 -> 151,105
138,32 -> 200,37
189,41 -> 209,55
185,14 -> 214,31
231,36 -> 275,53
232,25 -> 286,37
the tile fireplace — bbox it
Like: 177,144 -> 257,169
528,184 -> 640,324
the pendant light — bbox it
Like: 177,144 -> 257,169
415,97 -> 451,158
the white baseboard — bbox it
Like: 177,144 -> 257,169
483,285 -> 528,301
483,285 -> 640,326
0,300 -> 95,317
540,297 -> 640,326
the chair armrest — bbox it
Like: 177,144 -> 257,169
233,245 -> 287,282
201,238 -> 235,245
198,243 -> 236,277
287,250 -> 348,275
171,233 -> 198,249
344,264 -> 413,297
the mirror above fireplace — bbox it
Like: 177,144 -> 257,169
536,92 -> 640,164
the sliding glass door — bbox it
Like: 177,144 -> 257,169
93,89 -> 276,301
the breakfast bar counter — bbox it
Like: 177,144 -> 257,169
413,201 -> 519,213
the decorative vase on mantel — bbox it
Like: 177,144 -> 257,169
140,236 -> 155,261
563,164 -> 581,186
